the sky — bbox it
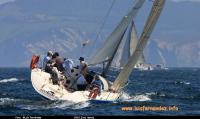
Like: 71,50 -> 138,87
0,0 -> 15,5
0,0 -> 200,67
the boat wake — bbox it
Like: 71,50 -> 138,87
0,78 -> 23,83
0,97 -> 90,110
0,97 -> 23,106
122,93 -> 153,102
17,100 -> 90,110
49,101 -> 90,110
0,93 -> 152,110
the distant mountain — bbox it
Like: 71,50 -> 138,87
138,0 -> 200,67
0,0 -> 199,67
0,0 -> 121,67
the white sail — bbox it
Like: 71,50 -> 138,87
129,21 -> 138,57
118,23 -> 132,67
110,31 -> 129,68
119,20 -> 146,67
110,23 -> 131,68
89,0 -> 145,65
111,0 -> 166,91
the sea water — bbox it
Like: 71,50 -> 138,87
0,67 -> 199,116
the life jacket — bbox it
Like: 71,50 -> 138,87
30,55 -> 40,69
88,86 -> 100,99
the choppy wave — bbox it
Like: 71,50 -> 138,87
18,100 -> 90,110
0,68 -> 199,115
122,92 -> 153,102
130,95 -> 152,102
184,82 -> 191,85
50,101 -> 90,110
175,81 -> 191,85
0,78 -> 21,83
0,98 -> 22,105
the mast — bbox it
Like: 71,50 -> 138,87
111,0 -> 166,91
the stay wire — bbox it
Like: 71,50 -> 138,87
89,0 -> 116,56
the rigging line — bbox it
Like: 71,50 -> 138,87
90,0 -> 116,55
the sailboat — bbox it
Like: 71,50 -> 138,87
30,0 -> 166,103
111,20 -> 154,71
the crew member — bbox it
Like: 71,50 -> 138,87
52,52 -> 65,72
43,51 -> 53,70
78,57 -> 88,76
63,58 -> 74,78
88,75 -> 102,99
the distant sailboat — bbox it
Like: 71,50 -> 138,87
111,20 -> 153,71
111,0 -> 166,92
30,0 -> 166,103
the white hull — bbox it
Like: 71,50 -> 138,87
31,68 -> 124,103
134,63 -> 154,71
154,64 -> 168,70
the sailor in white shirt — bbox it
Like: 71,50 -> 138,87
63,58 -> 74,78
43,51 -> 53,70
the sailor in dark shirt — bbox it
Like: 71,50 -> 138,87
52,52 -> 65,72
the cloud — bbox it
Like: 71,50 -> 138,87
171,0 -> 200,3
0,0 -> 16,5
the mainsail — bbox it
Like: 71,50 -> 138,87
116,26 -> 131,67
111,0 -> 166,91
117,20 -> 146,68
89,0 -> 145,66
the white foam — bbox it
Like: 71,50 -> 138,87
19,101 -> 90,110
0,98 -> 14,105
184,82 -> 190,85
52,101 -> 89,110
158,93 -> 166,97
145,92 -> 156,96
175,81 -> 191,85
0,78 -> 20,83
19,106 -> 35,110
71,102 -> 90,109
120,92 -> 152,102
121,92 -> 154,102
0,97 -> 21,105
120,92 -> 132,101
129,94 -> 152,102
